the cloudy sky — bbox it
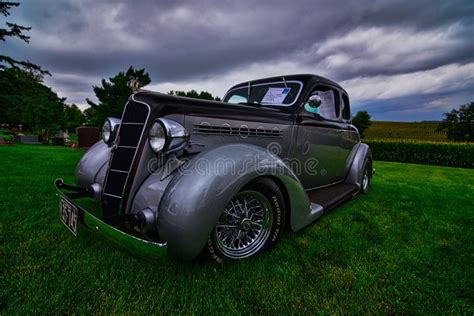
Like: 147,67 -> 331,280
3,0 -> 474,121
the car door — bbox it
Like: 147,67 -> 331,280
293,84 -> 347,189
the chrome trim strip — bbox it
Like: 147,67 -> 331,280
117,145 -> 137,149
109,169 -> 129,174
103,192 -> 122,199
305,180 -> 345,192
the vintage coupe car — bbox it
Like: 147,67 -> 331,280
55,74 -> 372,262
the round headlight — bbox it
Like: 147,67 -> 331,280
102,120 -> 111,143
149,121 -> 166,153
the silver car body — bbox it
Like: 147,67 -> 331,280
57,74 -> 372,260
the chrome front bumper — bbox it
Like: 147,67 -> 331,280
55,179 -> 167,259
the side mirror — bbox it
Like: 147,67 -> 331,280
307,95 -> 322,109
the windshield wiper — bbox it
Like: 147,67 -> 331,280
282,76 -> 294,100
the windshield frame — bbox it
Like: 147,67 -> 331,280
223,80 -> 304,107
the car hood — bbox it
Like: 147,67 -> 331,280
132,90 -> 294,124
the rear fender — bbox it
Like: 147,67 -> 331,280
345,142 -> 372,188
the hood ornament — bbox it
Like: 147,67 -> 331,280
127,76 -> 143,93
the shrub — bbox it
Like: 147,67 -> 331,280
352,111 -> 372,138
365,140 -> 474,169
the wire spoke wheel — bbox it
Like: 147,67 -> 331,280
214,191 -> 273,259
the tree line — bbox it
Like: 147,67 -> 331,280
353,106 -> 473,142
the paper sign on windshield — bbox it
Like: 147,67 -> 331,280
261,88 -> 291,104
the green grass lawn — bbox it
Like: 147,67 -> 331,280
1,144 -> 473,314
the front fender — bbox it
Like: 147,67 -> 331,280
157,143 -> 310,260
75,141 -> 111,187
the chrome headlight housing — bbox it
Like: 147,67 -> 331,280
102,117 -> 121,145
149,118 -> 189,154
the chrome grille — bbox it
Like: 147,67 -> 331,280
101,100 -> 150,216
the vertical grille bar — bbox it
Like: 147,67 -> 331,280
101,99 -> 150,217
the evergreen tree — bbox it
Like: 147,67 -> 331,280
86,66 -> 151,127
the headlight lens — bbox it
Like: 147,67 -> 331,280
102,120 -> 111,143
149,121 -> 166,152
102,117 -> 121,145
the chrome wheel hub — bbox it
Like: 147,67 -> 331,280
214,191 -> 273,259
240,218 -> 252,231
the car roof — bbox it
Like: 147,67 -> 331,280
226,74 -> 345,92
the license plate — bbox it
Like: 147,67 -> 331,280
60,197 -> 78,236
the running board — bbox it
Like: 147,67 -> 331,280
307,183 -> 359,214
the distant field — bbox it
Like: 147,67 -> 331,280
365,121 -> 448,142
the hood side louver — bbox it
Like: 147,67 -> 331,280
193,124 -> 283,138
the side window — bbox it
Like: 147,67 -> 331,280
302,85 -> 340,120
341,93 -> 350,120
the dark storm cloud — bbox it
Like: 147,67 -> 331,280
358,84 -> 474,121
2,0 -> 474,118
10,0 -> 473,78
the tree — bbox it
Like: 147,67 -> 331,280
63,104 -> 85,132
23,94 -> 65,143
0,1 -> 50,78
167,90 -> 221,101
83,107 -> 96,126
438,102 -> 474,141
352,111 -> 372,138
86,66 -> 151,127
0,68 -> 65,143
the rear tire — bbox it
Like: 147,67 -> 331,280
207,177 -> 286,263
360,159 -> 372,194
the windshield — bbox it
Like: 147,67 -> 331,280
223,80 -> 302,106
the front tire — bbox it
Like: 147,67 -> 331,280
207,177 -> 285,263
